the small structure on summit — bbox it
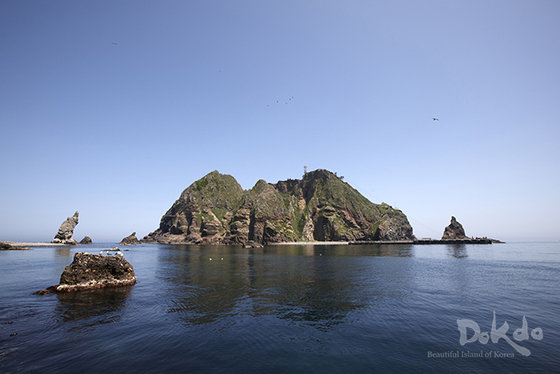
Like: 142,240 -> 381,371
442,216 -> 468,240
51,211 -> 79,245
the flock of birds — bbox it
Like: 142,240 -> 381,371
109,41 -> 441,124
266,96 -> 295,107
109,41 -> 441,123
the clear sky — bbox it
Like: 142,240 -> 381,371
1,0 -> 559,242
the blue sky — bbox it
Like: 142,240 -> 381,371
1,0 -> 559,242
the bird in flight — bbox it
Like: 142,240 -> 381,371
112,42 -> 119,46
432,117 -> 439,121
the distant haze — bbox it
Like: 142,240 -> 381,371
1,1 -> 558,242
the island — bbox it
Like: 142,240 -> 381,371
143,169 -> 415,245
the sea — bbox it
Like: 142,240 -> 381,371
1,242 -> 559,373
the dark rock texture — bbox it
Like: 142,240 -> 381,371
55,252 -> 135,292
0,242 -> 30,250
52,211 -> 79,245
120,232 -> 140,245
0,242 -> 13,250
442,216 -> 468,239
79,236 -> 93,244
143,169 -> 415,244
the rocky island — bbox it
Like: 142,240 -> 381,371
51,211 -> 79,245
143,169 -> 415,245
120,232 -> 141,245
442,216 -> 468,240
37,252 -> 136,294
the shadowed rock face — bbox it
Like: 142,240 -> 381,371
0,242 -> 13,250
56,253 -> 136,292
52,211 -> 79,245
144,169 -> 415,244
120,232 -> 140,245
79,236 -> 92,244
442,216 -> 468,239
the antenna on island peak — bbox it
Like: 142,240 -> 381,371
304,165 -> 308,175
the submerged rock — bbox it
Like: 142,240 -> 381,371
79,236 -> 92,244
442,216 -> 468,240
36,252 -> 136,294
120,232 -> 140,245
52,211 -> 79,245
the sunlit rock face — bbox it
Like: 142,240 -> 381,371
143,169 -> 415,245
52,211 -> 79,245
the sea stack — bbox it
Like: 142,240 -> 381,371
120,232 -> 141,245
79,236 -> 92,244
442,216 -> 468,240
51,211 -> 79,245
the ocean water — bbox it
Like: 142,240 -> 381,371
1,242 -> 559,373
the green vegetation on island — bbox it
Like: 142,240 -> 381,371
144,169 -> 415,244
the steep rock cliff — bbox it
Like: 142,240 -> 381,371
144,169 -> 415,244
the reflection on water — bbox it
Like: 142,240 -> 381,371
2,242 -> 560,373
55,287 -> 132,331
55,246 -> 73,258
159,244 -> 413,329
446,244 -> 468,259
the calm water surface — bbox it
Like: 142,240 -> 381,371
1,242 -> 559,373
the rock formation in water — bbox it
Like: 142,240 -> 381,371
143,169 -> 415,245
0,242 -> 30,250
79,236 -> 92,244
120,232 -> 140,245
442,216 -> 468,239
0,242 -> 13,250
36,252 -> 136,294
51,211 -> 79,245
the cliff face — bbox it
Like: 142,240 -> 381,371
144,169 -> 415,244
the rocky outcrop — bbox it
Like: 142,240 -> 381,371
1,242 -> 30,250
52,211 -> 79,245
120,232 -> 140,245
442,216 -> 468,239
37,252 -> 136,294
0,242 -> 30,250
79,236 -> 92,244
0,242 -> 13,250
143,169 -> 415,244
